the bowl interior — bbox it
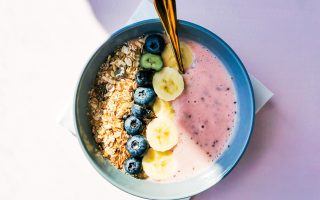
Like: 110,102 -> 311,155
74,19 -> 254,200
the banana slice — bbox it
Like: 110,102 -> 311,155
146,116 -> 179,151
152,97 -> 175,119
162,41 -> 193,70
142,148 -> 176,180
152,67 -> 184,101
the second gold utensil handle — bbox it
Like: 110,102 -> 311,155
154,0 -> 184,73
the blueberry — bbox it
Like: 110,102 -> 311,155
131,104 -> 151,119
124,116 -> 143,135
126,135 -> 149,157
144,34 -> 165,54
134,87 -> 156,106
136,70 -> 154,86
124,157 -> 142,175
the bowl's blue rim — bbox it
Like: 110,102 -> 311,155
74,18 -> 255,199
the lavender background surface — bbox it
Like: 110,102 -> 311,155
88,0 -> 320,199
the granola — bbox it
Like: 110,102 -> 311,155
88,37 -> 145,169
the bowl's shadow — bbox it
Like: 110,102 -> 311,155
87,0 -> 141,33
192,100 -> 275,200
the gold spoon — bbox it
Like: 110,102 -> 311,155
153,0 -> 184,74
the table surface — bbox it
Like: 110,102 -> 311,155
1,0 -> 319,200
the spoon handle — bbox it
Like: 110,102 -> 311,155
153,0 -> 184,74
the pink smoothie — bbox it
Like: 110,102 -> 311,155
169,40 -> 237,182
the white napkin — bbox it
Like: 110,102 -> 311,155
58,0 -> 273,199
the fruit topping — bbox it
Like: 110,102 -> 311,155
126,135 -> 149,157
152,67 -> 184,101
140,53 -> 163,71
134,87 -> 157,106
124,116 -> 143,136
146,116 -> 179,152
131,104 -> 152,119
124,157 -> 142,175
142,148 -> 176,180
144,34 -> 165,54
136,70 -> 154,86
162,41 -> 193,70
152,98 -> 175,119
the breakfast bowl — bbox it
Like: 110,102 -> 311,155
74,19 -> 255,199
